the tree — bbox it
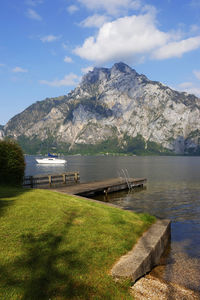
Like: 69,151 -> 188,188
125,134 -> 146,154
0,140 -> 25,186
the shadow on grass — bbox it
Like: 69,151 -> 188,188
0,186 -> 28,199
0,186 -> 29,218
0,213 -> 94,300
0,200 -> 15,218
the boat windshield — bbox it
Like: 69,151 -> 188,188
48,153 -> 58,158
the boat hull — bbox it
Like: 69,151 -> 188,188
35,158 -> 66,164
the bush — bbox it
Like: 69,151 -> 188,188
0,140 -> 25,186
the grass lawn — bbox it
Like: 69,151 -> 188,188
0,186 -> 156,300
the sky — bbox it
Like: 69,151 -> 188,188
1,0 -> 200,125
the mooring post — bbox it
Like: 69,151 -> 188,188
30,176 -> 33,188
74,172 -> 78,183
104,189 -> 108,196
63,174 -> 66,184
48,175 -> 52,187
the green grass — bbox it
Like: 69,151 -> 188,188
0,186 -> 156,300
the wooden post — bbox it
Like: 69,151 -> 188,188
30,176 -> 33,188
74,172 -> 78,183
63,174 -> 66,184
48,175 -> 52,187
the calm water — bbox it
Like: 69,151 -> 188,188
25,155 -> 200,292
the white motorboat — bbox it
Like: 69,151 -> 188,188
35,157 -> 66,164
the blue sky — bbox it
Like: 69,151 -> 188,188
1,0 -> 200,125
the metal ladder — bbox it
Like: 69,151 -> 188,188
118,168 -> 133,190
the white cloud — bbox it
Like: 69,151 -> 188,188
178,82 -> 200,97
77,0 -> 141,15
40,35 -> 61,42
39,73 -> 80,87
178,82 -> 194,89
177,70 -> 200,97
75,8 -> 200,64
193,70 -> 200,80
141,4 -> 157,15
185,87 -> 200,96
62,43 -> 68,50
80,14 -> 110,28
64,56 -> 73,63
74,13 -> 169,63
152,36 -> 200,60
0,63 -> 5,67
81,66 -> 94,73
26,8 -> 42,21
25,0 -> 43,6
67,5 -> 79,14
130,0 -> 142,10
12,67 -> 28,73
190,24 -> 200,33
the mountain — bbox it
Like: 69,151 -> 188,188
3,62 -> 200,155
0,125 -> 4,140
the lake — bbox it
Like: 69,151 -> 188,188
25,155 -> 200,292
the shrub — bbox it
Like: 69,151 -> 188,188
0,140 -> 25,186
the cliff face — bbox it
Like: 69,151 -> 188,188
3,62 -> 200,154
0,125 -> 4,140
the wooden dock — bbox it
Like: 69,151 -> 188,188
23,172 -> 146,197
52,177 -> 147,197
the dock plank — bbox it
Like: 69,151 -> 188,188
52,178 -> 146,196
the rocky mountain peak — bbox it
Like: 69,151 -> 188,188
2,62 -> 200,155
111,62 -> 136,74
81,66 -> 110,85
81,62 -> 138,87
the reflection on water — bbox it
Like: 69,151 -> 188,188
25,155 -> 200,292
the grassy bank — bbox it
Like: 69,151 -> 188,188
0,186 -> 155,300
